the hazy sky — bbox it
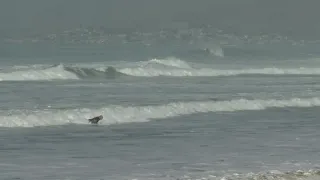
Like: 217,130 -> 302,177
1,0 -> 319,37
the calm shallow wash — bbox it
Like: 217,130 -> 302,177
0,26 -> 320,180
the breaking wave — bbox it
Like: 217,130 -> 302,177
0,64 -> 127,81
1,58 -> 320,81
118,66 -> 320,77
64,66 -> 127,79
144,57 -> 192,68
0,64 -> 79,81
1,97 -> 320,127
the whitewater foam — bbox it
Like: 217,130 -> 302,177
0,64 -> 79,81
118,66 -> 320,77
1,97 -> 320,128
170,169 -> 320,180
144,57 -> 192,69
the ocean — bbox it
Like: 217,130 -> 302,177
0,27 -> 320,180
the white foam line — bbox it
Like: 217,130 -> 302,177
0,65 -> 79,81
1,97 -> 320,128
119,67 -> 320,77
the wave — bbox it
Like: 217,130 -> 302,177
0,64 -> 128,81
64,66 -> 127,79
2,58 -> 320,81
118,66 -> 320,77
1,97 -> 320,127
143,57 -> 191,69
0,64 -> 79,81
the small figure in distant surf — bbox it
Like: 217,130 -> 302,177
88,115 -> 103,124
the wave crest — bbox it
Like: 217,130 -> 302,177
145,57 -> 192,69
64,66 -> 126,79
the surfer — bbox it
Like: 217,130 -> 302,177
88,115 -> 103,124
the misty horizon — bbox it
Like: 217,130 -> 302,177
1,1 -> 320,39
